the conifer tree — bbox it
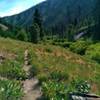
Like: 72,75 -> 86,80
93,0 -> 100,40
95,0 -> 100,25
29,23 -> 40,43
33,8 -> 44,40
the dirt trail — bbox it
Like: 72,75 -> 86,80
22,78 -> 42,100
22,50 -> 42,100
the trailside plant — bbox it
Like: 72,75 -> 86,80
0,60 -> 27,80
75,80 -> 91,94
42,81 -> 68,100
0,80 -> 23,100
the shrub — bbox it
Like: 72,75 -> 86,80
69,40 -> 91,55
75,81 -> 91,94
37,74 -> 49,84
85,43 -> 100,63
60,42 -> 72,48
0,60 -> 27,80
42,81 -> 68,100
16,29 -> 28,41
45,48 -> 53,53
8,66 -> 27,80
0,80 -> 23,100
50,71 -> 69,81
52,39 -> 72,48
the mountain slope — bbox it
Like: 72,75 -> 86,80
2,0 -> 95,28
0,23 -> 8,31
0,37 -> 100,96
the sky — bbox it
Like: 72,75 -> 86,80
0,0 -> 46,17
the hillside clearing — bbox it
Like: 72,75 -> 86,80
0,37 -> 100,99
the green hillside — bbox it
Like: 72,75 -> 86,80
3,0 -> 95,27
0,37 -> 100,99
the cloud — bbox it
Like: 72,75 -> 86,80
2,5 -> 26,17
0,0 -> 46,17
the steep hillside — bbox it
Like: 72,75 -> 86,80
0,24 -> 8,31
2,0 -> 95,28
0,37 -> 100,99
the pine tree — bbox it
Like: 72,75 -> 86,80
34,9 -> 42,27
95,0 -> 100,25
33,8 -> 44,40
29,23 -> 40,43
93,0 -> 100,40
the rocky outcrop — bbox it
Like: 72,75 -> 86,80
69,92 -> 100,100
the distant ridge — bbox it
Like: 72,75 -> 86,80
2,0 -> 95,28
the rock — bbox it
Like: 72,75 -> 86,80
69,92 -> 100,100
0,55 -> 5,64
24,49 -> 30,66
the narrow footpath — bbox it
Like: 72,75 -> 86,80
22,49 -> 42,100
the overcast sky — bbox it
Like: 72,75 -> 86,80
0,0 -> 46,17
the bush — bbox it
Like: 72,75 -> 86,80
16,29 -> 28,41
0,60 -> 27,80
69,40 -> 91,55
60,42 -> 72,48
75,80 -> 91,94
52,39 -> 72,48
50,71 -> 69,81
85,43 -> 100,63
45,47 -> 53,53
0,80 -> 23,100
42,81 -> 68,100
37,74 -> 49,84
8,66 -> 27,80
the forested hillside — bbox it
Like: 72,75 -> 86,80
2,0 -> 95,27
0,0 -> 100,99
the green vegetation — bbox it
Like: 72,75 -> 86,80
0,80 -> 23,100
16,29 -> 28,42
29,23 -> 40,43
69,39 -> 92,55
0,60 -> 27,80
42,81 -> 68,100
75,80 -> 91,94
0,36 -> 99,99
0,1 -> 99,99
85,43 -> 100,63
0,3 -> 100,99
0,38 -> 100,98
29,8 -> 44,43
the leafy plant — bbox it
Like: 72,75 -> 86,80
0,60 -> 27,80
75,80 -> 91,94
0,80 -> 23,100
8,66 -> 27,80
42,81 -> 68,100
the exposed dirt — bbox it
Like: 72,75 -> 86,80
22,50 -> 42,100
22,78 -> 42,100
